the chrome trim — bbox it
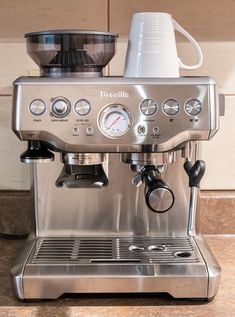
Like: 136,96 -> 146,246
25,30 -> 118,37
208,84 -> 219,139
194,235 -> 221,299
61,153 -> 106,165
13,76 -> 216,86
10,235 -> 36,300
121,152 -> 176,166
21,157 -> 54,164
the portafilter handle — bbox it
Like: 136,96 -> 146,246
140,166 -> 175,213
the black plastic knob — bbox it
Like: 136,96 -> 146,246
184,160 -> 206,188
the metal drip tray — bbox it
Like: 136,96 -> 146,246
12,235 -> 218,299
30,237 -> 200,265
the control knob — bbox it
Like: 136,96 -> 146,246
74,99 -> 91,116
184,99 -> 202,116
140,99 -> 158,116
51,97 -> 71,118
162,99 -> 179,116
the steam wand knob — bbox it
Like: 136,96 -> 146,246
184,160 -> 206,188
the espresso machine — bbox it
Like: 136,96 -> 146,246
11,30 -> 222,300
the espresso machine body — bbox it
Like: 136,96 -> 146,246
11,30 -> 221,300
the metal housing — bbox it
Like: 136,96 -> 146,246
11,77 -> 221,299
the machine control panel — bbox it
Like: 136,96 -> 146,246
29,97 -> 201,120
13,77 -> 218,152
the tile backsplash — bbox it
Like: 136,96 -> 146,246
1,190 -> 234,234
0,0 -> 235,190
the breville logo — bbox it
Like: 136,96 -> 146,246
100,90 -> 129,98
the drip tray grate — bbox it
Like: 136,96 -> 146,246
30,237 -> 199,264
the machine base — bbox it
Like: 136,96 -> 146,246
11,236 -> 221,300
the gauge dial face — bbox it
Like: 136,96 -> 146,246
99,104 -> 133,138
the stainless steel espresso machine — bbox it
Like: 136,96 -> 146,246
11,30 -> 222,300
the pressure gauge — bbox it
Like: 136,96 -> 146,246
98,104 -> 133,138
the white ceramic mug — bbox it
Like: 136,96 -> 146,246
124,12 -> 203,78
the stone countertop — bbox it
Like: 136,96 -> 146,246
0,235 -> 234,317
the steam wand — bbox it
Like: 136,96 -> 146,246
184,160 -> 205,235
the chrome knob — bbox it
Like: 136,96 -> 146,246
51,97 -> 71,118
184,99 -> 202,116
74,99 -> 91,116
29,99 -> 46,116
162,99 -> 179,116
140,99 -> 158,116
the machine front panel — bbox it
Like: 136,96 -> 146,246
13,77 -> 218,152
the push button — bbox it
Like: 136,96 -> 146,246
86,127 -> 94,135
138,125 -> 146,135
29,99 -> 46,116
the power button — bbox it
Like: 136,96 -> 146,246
29,99 -> 46,116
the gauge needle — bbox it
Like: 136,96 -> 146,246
107,115 -> 122,130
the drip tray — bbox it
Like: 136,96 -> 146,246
12,236 -> 215,298
29,237 -> 200,265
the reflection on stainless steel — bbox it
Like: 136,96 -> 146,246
11,30 -> 221,300
61,153 -> 106,165
122,152 -> 176,166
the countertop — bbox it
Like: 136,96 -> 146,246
0,235 -> 234,317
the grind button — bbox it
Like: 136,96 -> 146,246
184,99 -> 202,116
29,99 -> 46,116
51,97 -> 71,118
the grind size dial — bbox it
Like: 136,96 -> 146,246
98,104 -> 133,138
